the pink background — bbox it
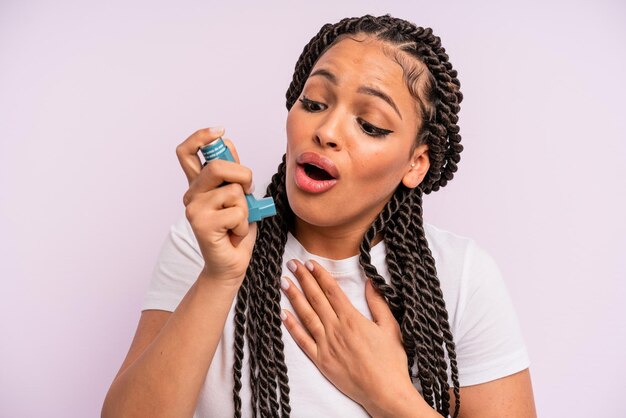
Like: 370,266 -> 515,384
1,1 -> 624,416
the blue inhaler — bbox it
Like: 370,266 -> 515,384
200,138 -> 276,223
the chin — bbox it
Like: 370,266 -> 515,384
287,190 -> 333,228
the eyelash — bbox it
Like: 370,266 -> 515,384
299,96 -> 394,138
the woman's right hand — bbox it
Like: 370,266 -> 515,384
176,126 -> 258,287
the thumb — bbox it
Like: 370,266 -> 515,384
365,280 -> 394,326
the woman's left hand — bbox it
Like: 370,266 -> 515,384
280,259 -> 427,417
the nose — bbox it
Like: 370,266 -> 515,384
314,110 -> 344,150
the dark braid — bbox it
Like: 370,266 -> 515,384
382,188 -> 440,408
232,14 -> 463,418
411,190 -> 461,415
232,156 -> 292,417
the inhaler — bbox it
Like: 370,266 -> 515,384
200,138 -> 276,223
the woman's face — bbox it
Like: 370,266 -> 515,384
285,36 -> 429,233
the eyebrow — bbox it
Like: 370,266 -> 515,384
309,68 -> 403,120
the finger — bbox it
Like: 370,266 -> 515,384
281,309 -> 319,360
183,159 -> 254,205
280,276 -> 326,341
365,280 -> 395,327
287,260 -> 338,325
222,137 -> 240,164
210,206 -> 250,238
186,203 -> 250,249
304,260 -> 354,318
186,181 -> 247,211
185,183 -> 249,235
176,126 -> 225,184
191,206 -> 250,250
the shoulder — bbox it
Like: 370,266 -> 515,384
423,222 -> 475,265
170,215 -> 198,242
141,216 -> 203,312
164,215 -> 202,258
423,222 -> 496,287
423,223 -> 530,386
422,222 -> 507,329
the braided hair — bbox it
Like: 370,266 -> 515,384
232,14 -> 464,417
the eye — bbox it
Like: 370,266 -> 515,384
357,118 -> 394,138
299,96 -> 327,113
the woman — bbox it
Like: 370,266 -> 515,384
102,14 -> 536,418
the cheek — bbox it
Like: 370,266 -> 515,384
286,107 -> 307,135
286,109 -> 295,140
353,151 -> 407,188
286,110 -> 305,150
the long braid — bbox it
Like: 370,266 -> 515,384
405,190 -> 454,415
255,158 -> 291,417
232,277 -> 247,418
263,160 -> 293,417
382,190 -> 436,405
231,14 -> 464,418
257,156 -> 292,416
384,189 -> 442,409
411,191 -> 461,415
244,277 -> 260,418
232,157 -> 292,417
358,194 -> 404,317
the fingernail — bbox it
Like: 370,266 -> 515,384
209,126 -> 224,135
280,276 -> 290,291
287,260 -> 297,273
247,181 -> 255,194
305,260 -> 314,272
280,310 -> 287,321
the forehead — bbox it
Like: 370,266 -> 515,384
310,36 -> 408,92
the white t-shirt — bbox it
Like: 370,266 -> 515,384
142,216 -> 530,417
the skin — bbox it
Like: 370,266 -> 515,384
102,36 -> 537,418
286,36 -> 427,259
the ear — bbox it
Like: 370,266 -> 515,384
401,143 -> 430,188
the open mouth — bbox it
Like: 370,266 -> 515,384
294,152 -> 340,193
303,163 -> 335,181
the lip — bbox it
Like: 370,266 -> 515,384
294,152 -> 340,194
296,152 -> 340,179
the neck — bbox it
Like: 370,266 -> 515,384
292,217 -> 382,260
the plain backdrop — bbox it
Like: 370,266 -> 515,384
1,0 -> 624,417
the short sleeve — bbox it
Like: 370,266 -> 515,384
141,216 -> 204,312
453,241 -> 530,386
